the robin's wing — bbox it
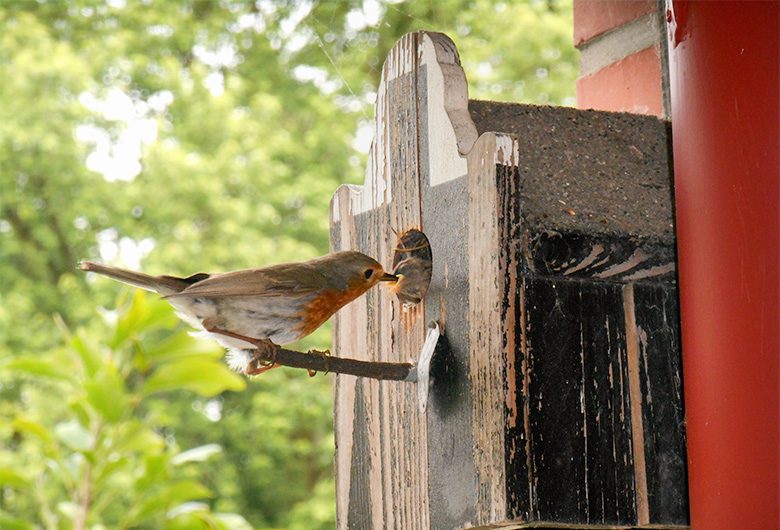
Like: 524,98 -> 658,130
167,263 -> 327,298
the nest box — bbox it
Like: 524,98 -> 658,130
329,31 -> 687,530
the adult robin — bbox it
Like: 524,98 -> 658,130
79,251 -> 398,375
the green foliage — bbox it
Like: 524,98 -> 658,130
0,290 -> 247,529
0,0 -> 575,528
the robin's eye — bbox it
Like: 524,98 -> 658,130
364,269 -> 373,279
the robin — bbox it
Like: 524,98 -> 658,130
79,251 -> 398,375
387,229 -> 432,307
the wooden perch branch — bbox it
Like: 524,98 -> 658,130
261,347 -> 415,381
209,326 -> 415,381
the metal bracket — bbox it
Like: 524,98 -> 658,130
404,320 -> 441,413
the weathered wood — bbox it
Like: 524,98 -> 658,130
467,133 -> 518,525
330,31 -> 448,530
330,31 -> 688,530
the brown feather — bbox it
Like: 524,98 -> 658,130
79,261 -> 191,295
166,262 -> 329,298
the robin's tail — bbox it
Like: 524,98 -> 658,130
79,261 -> 191,295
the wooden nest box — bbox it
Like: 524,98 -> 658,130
329,32 -> 688,530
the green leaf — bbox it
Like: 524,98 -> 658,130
164,510 -> 209,530
56,501 -> 79,520
84,365 -> 129,423
69,399 -> 92,427
164,508 -> 253,530
143,359 -> 245,397
136,453 -> 169,492
3,356 -> 74,382
210,513 -> 254,530
111,290 -> 148,347
0,467 -> 29,489
0,511 -> 35,530
112,290 -> 178,347
172,444 -> 222,466
132,480 -> 212,523
11,417 -> 54,445
54,420 -> 92,452
92,454 -> 131,491
139,294 -> 180,330
142,330 -> 223,366
70,330 -> 103,377
114,422 -> 164,453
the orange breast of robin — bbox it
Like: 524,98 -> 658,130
296,284 -> 366,338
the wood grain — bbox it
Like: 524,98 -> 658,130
331,31 -> 470,530
467,132 -> 521,524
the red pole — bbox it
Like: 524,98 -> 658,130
667,1 -> 779,528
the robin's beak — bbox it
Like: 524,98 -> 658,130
379,272 -> 399,282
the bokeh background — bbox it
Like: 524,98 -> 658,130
0,1 -> 576,528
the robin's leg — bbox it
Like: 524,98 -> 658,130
306,348 -> 331,377
246,339 -> 280,375
204,324 -> 280,375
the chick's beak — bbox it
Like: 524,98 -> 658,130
379,272 -> 399,282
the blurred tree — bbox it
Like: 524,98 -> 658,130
0,1 -> 575,528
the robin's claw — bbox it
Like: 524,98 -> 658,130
203,324 -> 280,375
306,348 -> 331,377
247,338 -> 280,375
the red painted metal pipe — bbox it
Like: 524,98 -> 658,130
666,1 -> 779,528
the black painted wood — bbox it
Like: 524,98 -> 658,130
494,118 -> 688,527
525,230 -> 676,282
522,278 -> 637,525
634,284 -> 688,524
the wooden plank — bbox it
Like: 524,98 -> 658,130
467,133 -> 521,525
624,284 -> 650,525
633,283 -> 688,524
347,380 -> 373,529
522,278 -> 637,525
330,185 -> 364,530
420,173 -> 479,529
333,31 -> 469,530
331,31 -> 482,529
416,39 -> 478,530
381,34 -> 429,530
